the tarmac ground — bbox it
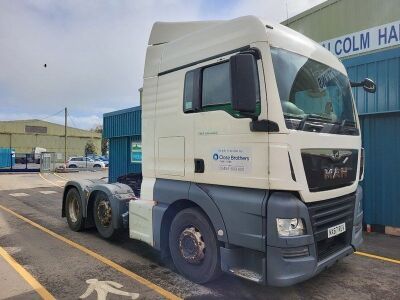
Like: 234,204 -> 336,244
0,171 -> 399,299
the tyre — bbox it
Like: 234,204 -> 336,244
169,207 -> 221,283
65,188 -> 85,231
68,164 -> 77,168
93,164 -> 102,168
93,192 -> 116,239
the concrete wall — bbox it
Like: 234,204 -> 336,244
0,119 -> 101,159
282,0 -> 400,42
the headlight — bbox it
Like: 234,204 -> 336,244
276,218 -> 305,237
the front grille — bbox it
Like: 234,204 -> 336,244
308,194 -> 355,261
301,149 -> 358,192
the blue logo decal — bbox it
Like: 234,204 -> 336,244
213,153 -> 219,160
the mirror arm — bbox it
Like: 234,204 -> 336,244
350,81 -> 363,87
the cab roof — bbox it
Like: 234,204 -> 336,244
144,16 -> 345,78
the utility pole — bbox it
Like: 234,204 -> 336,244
64,107 -> 67,164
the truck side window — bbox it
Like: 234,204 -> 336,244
183,57 -> 261,116
183,71 -> 194,111
202,62 -> 231,106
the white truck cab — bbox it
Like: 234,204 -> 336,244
62,16 -> 376,286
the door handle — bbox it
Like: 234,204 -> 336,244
194,159 -> 204,173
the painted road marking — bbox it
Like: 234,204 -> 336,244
52,173 -> 68,181
0,204 -> 181,300
38,173 -> 63,188
0,246 -> 55,300
80,279 -> 139,300
9,193 -> 29,197
356,251 -> 400,265
39,191 -> 58,195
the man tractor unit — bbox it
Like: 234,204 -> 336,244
62,16 -> 376,286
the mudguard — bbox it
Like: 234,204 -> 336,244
62,180 -> 135,229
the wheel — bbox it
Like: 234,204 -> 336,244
93,164 -> 102,168
68,164 -> 77,168
65,188 -> 84,231
93,192 -> 116,239
169,207 -> 221,283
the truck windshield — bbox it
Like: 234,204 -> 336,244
271,47 -> 357,134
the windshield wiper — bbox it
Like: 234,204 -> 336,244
338,119 -> 358,134
297,114 -> 332,130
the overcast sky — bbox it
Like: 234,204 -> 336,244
0,0 -> 326,129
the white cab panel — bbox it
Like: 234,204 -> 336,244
129,200 -> 155,246
158,136 -> 185,177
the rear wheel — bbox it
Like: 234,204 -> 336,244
169,207 -> 221,283
65,188 -> 84,231
93,192 -> 116,239
93,164 -> 102,168
68,164 -> 77,168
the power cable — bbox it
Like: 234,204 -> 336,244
67,111 -> 78,129
41,108 -> 65,121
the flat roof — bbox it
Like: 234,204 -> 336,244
103,106 -> 141,118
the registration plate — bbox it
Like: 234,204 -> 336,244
328,222 -> 346,238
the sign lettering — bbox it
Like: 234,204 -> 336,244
321,20 -> 400,58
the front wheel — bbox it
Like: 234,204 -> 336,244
169,207 -> 221,283
93,192 -> 116,239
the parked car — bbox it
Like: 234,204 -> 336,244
95,158 -> 109,167
67,157 -> 105,168
86,155 -> 109,167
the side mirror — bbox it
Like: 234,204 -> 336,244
350,78 -> 376,93
229,53 -> 258,114
362,78 -> 376,93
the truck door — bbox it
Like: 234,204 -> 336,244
188,46 -> 269,251
191,49 -> 269,189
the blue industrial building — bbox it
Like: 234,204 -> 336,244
345,48 -> 400,229
103,107 -> 142,183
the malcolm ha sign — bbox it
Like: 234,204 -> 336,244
321,20 -> 400,58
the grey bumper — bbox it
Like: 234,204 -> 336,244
266,187 -> 363,287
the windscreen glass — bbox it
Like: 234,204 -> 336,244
271,47 -> 357,134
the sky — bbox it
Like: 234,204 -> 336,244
0,0 -> 326,130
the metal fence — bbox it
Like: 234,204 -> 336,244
0,152 -> 40,172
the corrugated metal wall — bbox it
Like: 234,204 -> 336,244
103,107 -> 142,183
345,48 -> 400,114
343,47 -> 400,227
360,113 -> 400,227
103,107 -> 141,138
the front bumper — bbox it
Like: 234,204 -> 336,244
265,186 -> 363,287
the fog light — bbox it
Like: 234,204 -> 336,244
276,218 -> 305,237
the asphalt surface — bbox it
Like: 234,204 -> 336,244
0,172 -> 399,299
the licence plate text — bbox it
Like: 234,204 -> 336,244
328,223 -> 346,238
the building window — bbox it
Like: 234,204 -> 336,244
25,125 -> 47,134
